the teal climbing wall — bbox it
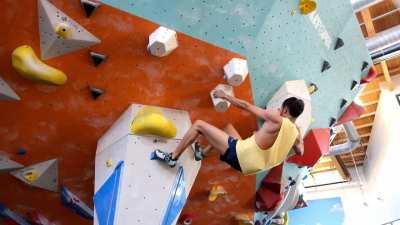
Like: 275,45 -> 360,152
101,0 -> 371,129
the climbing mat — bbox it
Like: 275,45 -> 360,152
94,104 -> 201,225
101,0 -> 371,129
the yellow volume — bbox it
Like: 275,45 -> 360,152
131,106 -> 177,139
11,45 -> 67,85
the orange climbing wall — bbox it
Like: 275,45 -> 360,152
0,1 -> 257,224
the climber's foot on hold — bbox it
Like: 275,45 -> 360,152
193,142 -> 204,161
151,149 -> 177,168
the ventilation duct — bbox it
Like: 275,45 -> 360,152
326,122 -> 360,156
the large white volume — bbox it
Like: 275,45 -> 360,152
223,58 -> 249,86
94,104 -> 201,225
266,80 -> 312,137
210,84 -> 234,112
147,26 -> 179,57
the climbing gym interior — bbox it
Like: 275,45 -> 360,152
1,0 -> 400,225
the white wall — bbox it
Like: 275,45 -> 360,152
363,77 -> 400,224
305,168 -> 381,225
304,77 -> 400,225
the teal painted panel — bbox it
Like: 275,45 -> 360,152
101,0 -> 277,55
248,0 -> 371,128
101,0 -> 370,129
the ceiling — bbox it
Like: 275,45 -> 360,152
312,0 -> 400,178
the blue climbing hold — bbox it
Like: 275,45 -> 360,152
61,186 -> 94,220
16,148 -> 27,156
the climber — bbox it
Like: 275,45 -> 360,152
152,90 -> 305,175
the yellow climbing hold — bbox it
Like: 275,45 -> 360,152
208,185 -> 227,202
54,23 -> 73,39
23,170 -> 39,183
11,45 -> 67,85
106,159 -> 113,167
234,213 -> 253,225
130,106 -> 177,139
299,0 -> 317,15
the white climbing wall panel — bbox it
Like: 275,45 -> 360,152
38,0 -> 100,60
266,80 -> 312,137
94,104 -> 201,225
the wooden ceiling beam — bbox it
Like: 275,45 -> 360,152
332,155 -> 351,181
361,8 -> 376,37
380,60 -> 396,90
356,122 -> 374,129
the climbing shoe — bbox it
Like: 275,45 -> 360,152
151,149 -> 177,168
193,142 -> 204,161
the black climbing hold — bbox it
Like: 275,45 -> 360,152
330,128 -> 334,136
89,86 -> 104,100
361,61 -> 369,71
351,80 -> 358,90
329,117 -> 336,127
321,60 -> 331,73
90,51 -> 107,66
81,0 -> 100,17
334,37 -> 344,50
340,99 -> 347,108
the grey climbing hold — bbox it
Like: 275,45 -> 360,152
90,51 -> 107,66
361,61 -> 369,71
81,0 -> 100,17
340,99 -> 347,108
10,158 -> 58,192
89,86 -> 104,100
334,37 -> 344,50
321,60 -> 331,73
0,156 -> 23,172
0,76 -> 20,101
351,80 -> 358,90
38,0 -> 100,59
329,117 -> 336,127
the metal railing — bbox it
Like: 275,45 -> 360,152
382,218 -> 400,225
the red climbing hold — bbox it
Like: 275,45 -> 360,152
336,102 -> 365,125
287,128 -> 330,167
361,66 -> 378,84
256,164 -> 283,212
